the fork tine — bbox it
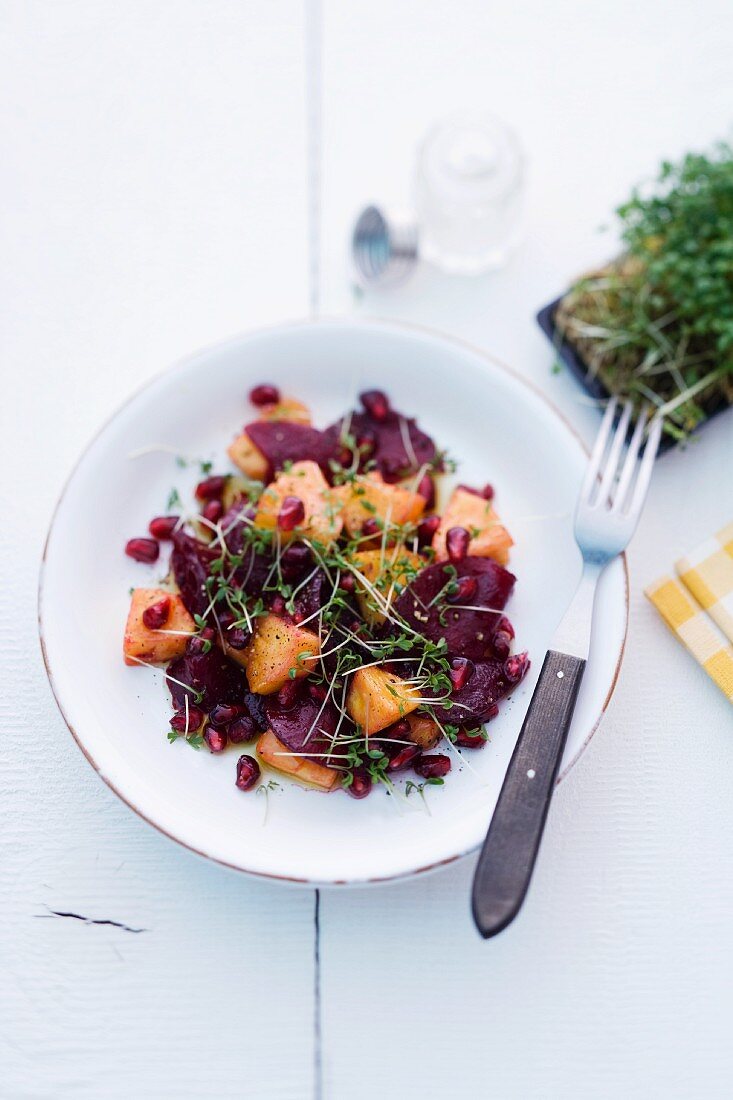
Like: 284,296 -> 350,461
596,400 -> 632,507
627,413 -> 663,516
579,398 -> 617,503
613,402 -> 649,509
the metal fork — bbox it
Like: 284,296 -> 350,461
471,400 -> 663,938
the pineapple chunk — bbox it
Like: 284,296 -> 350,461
228,432 -> 269,480
242,613 -> 321,694
433,487 -> 513,565
257,730 -> 339,791
254,460 -> 342,546
406,713 -> 441,750
346,667 -> 420,735
258,396 -> 311,424
350,547 -> 422,626
337,474 -> 425,541
123,588 -> 195,666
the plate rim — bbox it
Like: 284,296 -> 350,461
38,315 -> 629,886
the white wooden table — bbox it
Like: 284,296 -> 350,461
3,2 -> 732,1097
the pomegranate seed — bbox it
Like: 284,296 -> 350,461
270,594 -> 286,615
339,572 -> 356,592
226,627 -> 250,650
226,715 -> 256,744
481,484 -> 495,501
415,754 -> 451,780
235,755 -> 260,791
417,514 -> 440,546
346,769 -> 373,798
250,383 -> 280,407
195,475 -> 226,501
148,515 -> 179,539
142,596 -> 171,630
504,651 -> 530,684
209,703 -> 240,727
277,680 -> 298,709
448,576 -> 477,604
170,706 -> 205,733
446,526 -> 470,564
387,743 -> 421,772
186,627 -> 215,656
455,727 -> 487,749
202,499 -> 223,524
361,518 -> 380,538
278,495 -> 305,531
360,389 -> 390,422
416,473 -> 435,510
450,657 -> 473,693
125,538 -> 159,564
492,629 -> 512,659
308,683 -> 328,702
204,726 -> 227,752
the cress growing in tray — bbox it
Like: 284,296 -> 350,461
122,386 -> 530,799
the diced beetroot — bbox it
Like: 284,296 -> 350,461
264,687 -> 344,765
219,500 -> 255,556
292,570 -> 329,622
359,390 -> 390,421
167,648 -> 249,710
233,545 -> 273,599
280,543 -> 313,581
245,421 -> 336,479
226,627 -> 250,649
170,532 -> 217,617
323,408 -> 436,483
429,658 -> 527,724
393,556 -> 516,660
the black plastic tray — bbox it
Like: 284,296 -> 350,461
536,295 -> 730,453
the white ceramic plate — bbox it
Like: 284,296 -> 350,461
40,319 -> 627,885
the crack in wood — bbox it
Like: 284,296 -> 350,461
36,906 -> 146,934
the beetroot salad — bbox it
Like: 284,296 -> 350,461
123,386 -> 529,799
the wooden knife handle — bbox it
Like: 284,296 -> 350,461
471,649 -> 586,938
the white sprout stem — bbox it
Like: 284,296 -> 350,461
149,628 -> 197,637
448,604 -> 505,615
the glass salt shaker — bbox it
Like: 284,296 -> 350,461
413,112 -> 525,274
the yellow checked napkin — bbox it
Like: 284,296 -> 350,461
645,522 -> 733,703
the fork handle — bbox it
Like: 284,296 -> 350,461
471,649 -> 585,938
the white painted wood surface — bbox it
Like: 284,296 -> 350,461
1,4 -> 316,1098
2,2 -> 733,1098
